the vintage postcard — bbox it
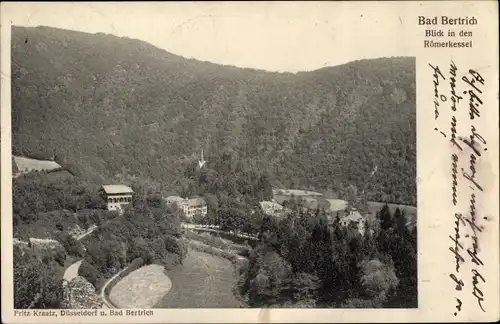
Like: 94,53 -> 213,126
1,1 -> 498,323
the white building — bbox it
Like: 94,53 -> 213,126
259,199 -> 284,216
186,197 -> 208,218
165,196 -> 207,219
339,208 -> 366,236
165,196 -> 189,214
100,185 -> 134,214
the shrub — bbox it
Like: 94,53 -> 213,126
78,260 -> 105,292
127,237 -> 153,264
359,258 -> 399,302
154,252 -> 180,270
341,298 -> 383,308
240,247 -> 251,257
185,231 -> 227,249
53,248 -> 67,267
14,247 -> 65,309
186,230 -> 251,256
127,257 -> 145,273
163,235 -> 183,255
55,232 -> 85,257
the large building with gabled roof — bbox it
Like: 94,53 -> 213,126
100,184 -> 134,214
164,196 -> 207,219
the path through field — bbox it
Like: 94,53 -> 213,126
155,249 -> 240,308
63,260 -> 82,283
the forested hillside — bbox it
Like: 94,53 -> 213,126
239,204 -> 417,308
12,26 -> 416,205
12,171 -> 185,308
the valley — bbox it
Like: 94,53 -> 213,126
11,25 -> 417,310
12,26 -> 416,207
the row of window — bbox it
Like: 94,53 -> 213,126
108,197 -> 132,203
186,208 -> 207,215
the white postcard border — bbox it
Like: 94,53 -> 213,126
1,1 -> 499,323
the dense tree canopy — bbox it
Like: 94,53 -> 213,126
180,152 -> 271,235
12,171 -> 110,239
11,25 -> 417,309
12,26 -> 416,206
13,244 -> 65,309
79,191 -> 186,287
240,202 -> 417,308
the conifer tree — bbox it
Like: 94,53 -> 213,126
378,203 -> 392,231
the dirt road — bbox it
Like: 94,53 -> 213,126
63,260 -> 83,283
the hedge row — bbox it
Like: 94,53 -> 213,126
78,260 -> 106,292
152,252 -> 180,271
188,240 -> 232,260
103,257 -> 145,297
192,228 -> 258,248
185,231 -> 251,257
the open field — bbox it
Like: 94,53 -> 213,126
326,199 -> 349,212
273,189 -> 323,196
367,201 -> 417,228
274,194 -> 331,211
155,249 -> 240,308
13,156 -> 62,173
109,264 -> 172,308
273,188 -> 416,228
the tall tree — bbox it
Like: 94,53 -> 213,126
358,258 -> 399,303
378,203 -> 392,231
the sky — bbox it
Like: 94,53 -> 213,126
3,2 -> 415,72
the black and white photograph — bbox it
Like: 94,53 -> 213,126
8,1 -> 419,313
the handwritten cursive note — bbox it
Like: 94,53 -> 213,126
431,61 -> 489,316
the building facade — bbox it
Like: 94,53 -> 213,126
165,196 -> 189,215
259,199 -> 284,216
100,185 -> 134,214
339,208 -> 366,236
186,197 -> 208,218
165,196 -> 207,219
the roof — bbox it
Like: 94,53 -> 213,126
260,201 -> 273,210
341,210 -> 364,223
101,185 -> 134,194
165,196 -> 185,203
187,197 -> 206,207
302,197 -> 319,209
260,201 -> 283,211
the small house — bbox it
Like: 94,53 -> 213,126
259,199 -> 284,216
339,208 -> 366,236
